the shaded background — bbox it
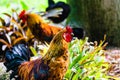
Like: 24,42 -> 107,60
67,0 -> 120,47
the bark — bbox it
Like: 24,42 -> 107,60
67,0 -> 120,47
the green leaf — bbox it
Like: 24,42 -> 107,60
64,69 -> 72,79
72,68 -> 82,80
20,0 -> 29,10
65,37 -> 109,79
69,51 -> 83,69
29,46 -> 38,56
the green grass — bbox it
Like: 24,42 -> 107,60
64,37 -> 110,80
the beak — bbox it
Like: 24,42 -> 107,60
72,33 -> 77,40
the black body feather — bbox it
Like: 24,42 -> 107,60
4,44 -> 31,79
46,0 -> 71,23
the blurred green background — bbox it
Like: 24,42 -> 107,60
0,0 -> 66,15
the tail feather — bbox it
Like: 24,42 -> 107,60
4,44 -> 31,79
46,1 -> 71,23
48,0 -> 55,6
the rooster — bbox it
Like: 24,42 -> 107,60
4,26 -> 73,80
19,10 -> 84,43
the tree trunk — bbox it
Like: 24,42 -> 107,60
67,0 -> 120,47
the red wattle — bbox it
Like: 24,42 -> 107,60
63,33 -> 72,42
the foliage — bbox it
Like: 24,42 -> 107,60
64,37 -> 110,80
0,73 -> 9,80
0,67 -> 10,80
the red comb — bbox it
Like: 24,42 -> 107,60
19,10 -> 26,18
63,26 -> 73,42
66,26 -> 73,33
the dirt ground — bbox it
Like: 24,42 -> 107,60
105,49 -> 120,78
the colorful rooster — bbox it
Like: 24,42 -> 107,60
19,10 -> 84,43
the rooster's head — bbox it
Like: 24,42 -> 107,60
63,26 -> 73,42
19,10 -> 27,23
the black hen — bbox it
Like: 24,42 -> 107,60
46,0 -> 71,23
